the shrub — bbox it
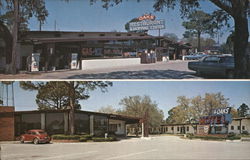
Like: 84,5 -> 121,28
227,132 -> 236,138
79,137 -> 88,142
92,137 -> 116,142
186,133 -> 194,138
52,134 -> 81,140
81,134 -> 92,140
242,131 -> 249,135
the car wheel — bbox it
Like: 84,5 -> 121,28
226,70 -> 234,79
33,138 -> 39,145
20,137 -> 24,143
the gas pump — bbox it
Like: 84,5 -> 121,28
71,53 -> 78,69
31,53 -> 40,72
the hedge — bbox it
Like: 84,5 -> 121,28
52,134 -> 92,141
92,137 -> 117,142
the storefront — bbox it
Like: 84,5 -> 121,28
0,106 -> 141,141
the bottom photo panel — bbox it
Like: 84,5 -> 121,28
0,80 -> 250,160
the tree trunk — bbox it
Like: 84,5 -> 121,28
233,15 -> 249,78
11,0 -> 19,74
0,22 -> 13,66
197,31 -> 201,52
68,82 -> 75,135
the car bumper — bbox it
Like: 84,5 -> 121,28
39,138 -> 51,143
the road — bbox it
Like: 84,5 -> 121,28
1,136 -> 250,160
0,61 -> 201,79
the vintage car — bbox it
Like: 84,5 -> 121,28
183,52 -> 206,60
20,129 -> 51,144
188,55 -> 234,78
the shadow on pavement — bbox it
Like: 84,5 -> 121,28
68,69 -> 198,79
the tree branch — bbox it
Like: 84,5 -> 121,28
210,0 -> 233,16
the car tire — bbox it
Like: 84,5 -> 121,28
20,137 -> 24,143
226,70 -> 234,79
33,138 -> 39,145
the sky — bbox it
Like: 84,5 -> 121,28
27,0 -> 240,43
1,81 -> 250,118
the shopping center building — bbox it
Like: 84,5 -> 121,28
0,106 -> 141,141
0,31 -> 191,73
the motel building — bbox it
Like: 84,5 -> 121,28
0,106 -> 141,141
0,31 -> 191,73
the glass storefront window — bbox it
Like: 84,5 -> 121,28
75,113 -> 90,135
21,113 -> 41,134
46,113 -> 64,134
94,115 -> 108,136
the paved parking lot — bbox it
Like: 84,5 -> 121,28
1,136 -> 250,160
0,61 -> 201,79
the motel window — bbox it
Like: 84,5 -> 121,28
166,127 -> 168,132
187,126 -> 189,132
79,34 -> 85,37
46,113 -> 64,134
116,34 -> 121,36
127,34 -> 132,36
231,126 -> 234,130
238,126 -> 240,130
171,127 -> 174,130
94,115 -> 108,136
75,113 -> 90,134
215,126 -> 222,132
109,124 -> 118,132
242,126 -> 245,130
99,34 -> 105,36
21,113 -> 41,134
177,127 -> 179,131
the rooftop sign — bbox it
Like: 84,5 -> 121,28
129,19 -> 165,31
212,107 -> 231,116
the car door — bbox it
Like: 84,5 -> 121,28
25,131 -> 32,141
201,56 -> 220,74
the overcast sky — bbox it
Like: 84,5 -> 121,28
1,81 -> 250,118
27,0 -> 243,43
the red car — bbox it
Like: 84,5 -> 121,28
20,129 -> 51,144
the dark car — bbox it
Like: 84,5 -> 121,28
20,129 -> 51,144
188,55 -> 234,78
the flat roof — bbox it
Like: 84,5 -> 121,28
14,109 -> 141,124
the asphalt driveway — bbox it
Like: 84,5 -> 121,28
1,136 -> 249,160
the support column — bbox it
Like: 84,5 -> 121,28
141,122 -> 144,138
90,115 -> 94,136
64,112 -> 69,134
41,113 -> 45,130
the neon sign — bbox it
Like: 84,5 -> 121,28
138,14 -> 156,21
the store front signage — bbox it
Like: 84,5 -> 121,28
212,107 -> 231,115
129,19 -> 165,31
199,114 -> 232,125
138,14 -> 156,21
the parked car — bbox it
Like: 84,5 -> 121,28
20,129 -> 51,144
188,55 -> 235,78
183,52 -> 207,60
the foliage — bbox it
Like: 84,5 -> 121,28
92,137 -> 116,142
19,81 -> 112,110
98,105 -> 117,114
163,33 -> 178,42
166,92 -> 231,124
52,134 -> 82,140
237,103 -> 250,117
118,95 -> 164,128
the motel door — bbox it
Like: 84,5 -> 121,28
181,127 -> 186,134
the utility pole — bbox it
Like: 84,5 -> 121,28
11,0 -> 19,74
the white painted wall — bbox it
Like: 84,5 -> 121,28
81,58 -> 141,70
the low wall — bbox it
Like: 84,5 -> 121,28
81,58 -> 141,70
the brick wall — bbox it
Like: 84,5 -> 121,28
0,106 -> 15,141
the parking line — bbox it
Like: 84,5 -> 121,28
105,149 -> 158,160
36,151 -> 98,160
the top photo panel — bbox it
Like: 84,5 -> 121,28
0,0 -> 249,80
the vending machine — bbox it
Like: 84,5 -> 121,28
31,53 -> 40,72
